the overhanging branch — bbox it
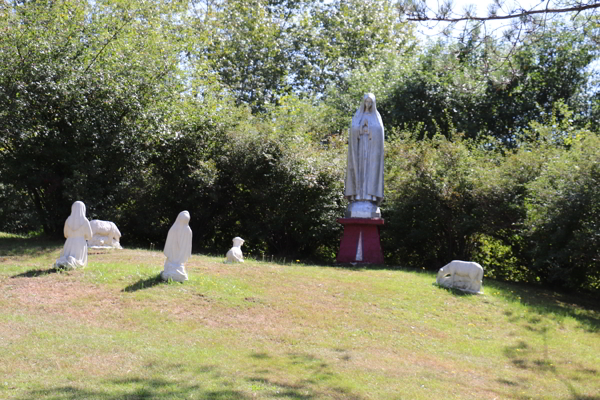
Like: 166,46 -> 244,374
406,2 -> 600,22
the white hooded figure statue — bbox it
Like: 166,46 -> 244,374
225,237 -> 245,263
55,201 -> 93,270
161,211 -> 192,282
345,93 -> 385,212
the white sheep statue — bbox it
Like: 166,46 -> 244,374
436,260 -> 483,293
88,220 -> 122,249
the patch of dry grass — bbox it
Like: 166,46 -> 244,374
0,240 -> 598,400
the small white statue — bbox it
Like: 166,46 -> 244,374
88,219 -> 122,248
437,260 -> 484,293
161,211 -> 192,282
55,201 -> 93,270
225,237 -> 245,263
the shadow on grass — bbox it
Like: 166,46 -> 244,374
122,273 -> 165,292
14,378 -> 251,400
433,283 -> 479,296
0,235 -> 62,257
11,267 -> 61,278
13,360 -> 252,399
487,280 -> 600,333
12,356 -> 363,400
502,301 -> 599,400
329,261 -> 599,333
244,351 -> 365,400
503,336 -> 600,400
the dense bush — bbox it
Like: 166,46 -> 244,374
381,132 -> 526,269
381,124 -> 599,294
205,128 -> 346,260
116,128 -> 223,250
382,133 -> 480,268
524,130 -> 600,292
116,101 -> 347,262
0,184 -> 40,234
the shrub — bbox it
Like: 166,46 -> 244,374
525,131 -> 600,292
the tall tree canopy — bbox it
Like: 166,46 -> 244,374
189,0 -> 415,110
375,21 -> 597,144
0,0 -> 186,235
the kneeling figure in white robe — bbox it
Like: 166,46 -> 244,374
161,211 -> 192,282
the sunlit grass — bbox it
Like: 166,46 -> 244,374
0,236 -> 598,399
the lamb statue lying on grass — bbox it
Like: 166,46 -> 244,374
88,220 -> 122,249
436,260 -> 484,294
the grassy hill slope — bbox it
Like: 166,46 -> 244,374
0,233 -> 598,400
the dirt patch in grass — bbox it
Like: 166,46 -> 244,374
5,274 -> 128,329
4,263 -> 288,342
9,277 -> 99,306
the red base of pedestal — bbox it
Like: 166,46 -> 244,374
336,218 -> 384,264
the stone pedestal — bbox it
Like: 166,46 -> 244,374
336,218 -> 384,264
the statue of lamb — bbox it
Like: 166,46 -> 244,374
225,237 -> 245,263
436,260 -> 483,293
88,220 -> 122,249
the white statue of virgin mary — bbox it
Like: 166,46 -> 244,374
55,201 -> 93,269
344,93 -> 384,217
161,211 -> 193,282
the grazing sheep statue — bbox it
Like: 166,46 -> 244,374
88,220 -> 122,249
436,260 -> 484,293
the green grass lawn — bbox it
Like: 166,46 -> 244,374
0,233 -> 598,400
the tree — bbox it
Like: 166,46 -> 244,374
399,0 -> 600,23
375,22 -> 596,144
0,0 -> 185,236
524,126 -> 600,292
196,0 -> 295,109
397,0 -> 600,88
296,0 -> 414,95
189,0 -> 415,111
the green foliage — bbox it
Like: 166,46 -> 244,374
377,39 -> 485,140
191,0 -> 414,111
474,234 -> 532,283
0,0 -> 598,296
204,116 -> 347,260
382,129 -> 537,269
524,129 -> 600,292
302,0 -> 414,95
0,183 -> 39,234
325,49 -> 416,134
480,26 -> 596,143
377,22 -> 596,144
383,132 -> 483,267
0,0 -> 185,236
117,95 -> 346,261
263,95 -> 342,142
199,0 -> 294,109
382,117 -> 599,294
119,128 -> 223,249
